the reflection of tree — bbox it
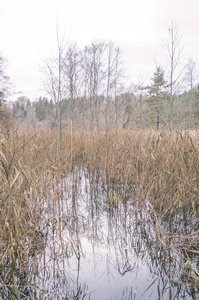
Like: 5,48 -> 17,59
123,202 -> 198,299
117,249 -> 135,276
86,170 -> 198,299
79,170 -> 197,299
1,168 -> 197,299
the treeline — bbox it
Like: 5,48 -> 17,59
11,85 -> 199,130
2,24 -> 199,130
11,93 -> 137,129
11,32 -> 199,130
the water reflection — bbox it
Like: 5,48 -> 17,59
0,168 -> 198,299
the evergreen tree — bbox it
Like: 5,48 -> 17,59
35,97 -> 50,121
147,66 -> 166,129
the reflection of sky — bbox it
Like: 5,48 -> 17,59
59,173 -> 162,300
78,236 -> 157,299
33,171 -> 195,300
68,223 -> 159,300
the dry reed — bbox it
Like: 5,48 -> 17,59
0,126 -> 198,298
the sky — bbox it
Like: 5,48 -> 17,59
0,0 -> 199,101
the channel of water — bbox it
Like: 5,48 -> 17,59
27,169 -> 196,299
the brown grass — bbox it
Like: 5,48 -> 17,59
0,126 -> 198,297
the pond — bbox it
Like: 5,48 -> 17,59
0,169 -> 198,299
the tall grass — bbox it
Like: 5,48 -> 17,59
70,129 -> 198,214
0,126 -> 198,298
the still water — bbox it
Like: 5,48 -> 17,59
1,169 -> 198,299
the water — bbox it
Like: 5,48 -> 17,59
0,169 -> 198,299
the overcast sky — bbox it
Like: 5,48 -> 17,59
0,0 -> 199,100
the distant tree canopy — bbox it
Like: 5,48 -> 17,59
34,97 -> 52,121
10,84 -> 199,130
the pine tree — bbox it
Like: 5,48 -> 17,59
148,66 -> 166,129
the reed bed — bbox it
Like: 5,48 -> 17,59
0,126 -> 198,298
69,129 -> 198,214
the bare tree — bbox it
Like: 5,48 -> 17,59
105,43 -> 125,130
42,32 -> 67,158
63,43 -> 82,125
163,22 -> 185,130
185,58 -> 198,91
82,41 -> 106,129
184,59 -> 199,127
42,39 -> 130,131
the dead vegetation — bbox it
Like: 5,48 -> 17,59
0,126 -> 198,298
